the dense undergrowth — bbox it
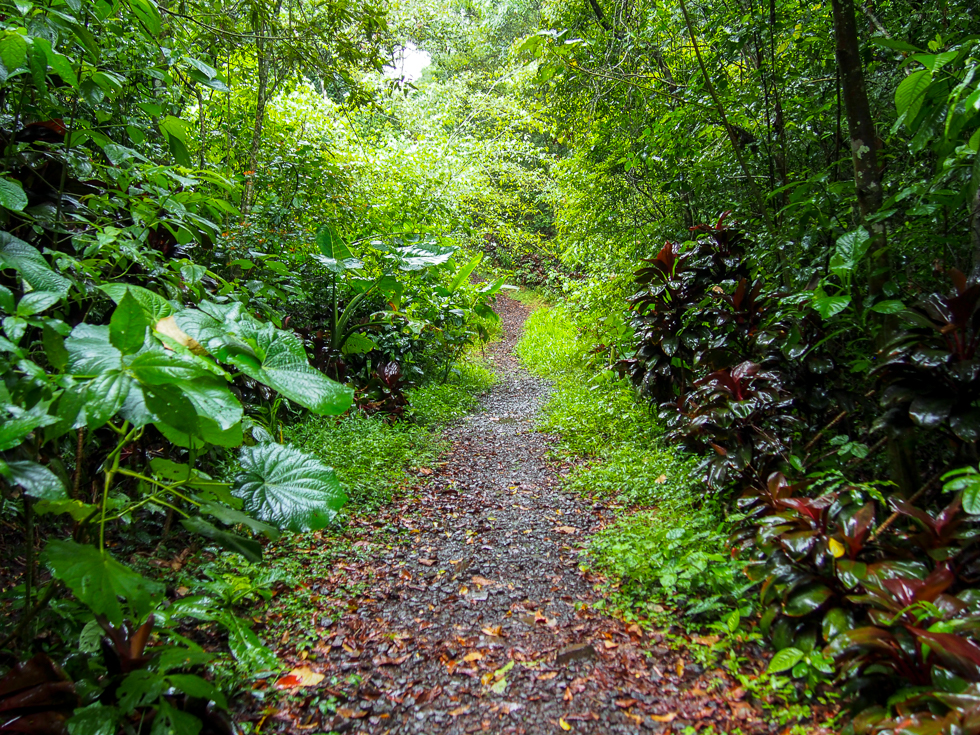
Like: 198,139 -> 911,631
516,305 -> 746,622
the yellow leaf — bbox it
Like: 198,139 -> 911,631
275,667 -> 324,688
829,538 -> 846,558
654,474 -> 667,484
559,718 -> 572,730
463,651 -> 483,663
155,316 -> 205,355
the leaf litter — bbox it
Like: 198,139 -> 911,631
243,296 -> 835,734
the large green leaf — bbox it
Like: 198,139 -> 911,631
829,228 -> 871,282
316,224 -> 354,260
895,69 -> 932,123
0,232 -> 71,295
109,289 -> 151,355
0,458 -> 67,499
312,224 -> 361,272
218,612 -> 278,672
784,583 -> 834,616
449,252 -> 482,292
0,176 -> 28,211
99,284 -> 174,320
66,324 -> 124,375
767,647 -> 804,673
385,239 -> 456,271
234,443 -> 346,533
0,400 -> 59,450
43,540 -> 163,626
175,302 -> 352,415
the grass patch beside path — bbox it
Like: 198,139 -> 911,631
516,305 -> 745,623
288,358 -> 497,510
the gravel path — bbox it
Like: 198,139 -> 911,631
268,296 -> 779,735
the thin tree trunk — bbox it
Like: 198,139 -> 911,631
831,0 -> 888,295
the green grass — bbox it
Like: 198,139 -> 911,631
407,359 -> 497,425
287,413 -> 441,510
287,358 -> 495,510
516,304 -> 744,622
507,286 -> 552,309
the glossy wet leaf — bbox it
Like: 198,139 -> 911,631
234,443 -> 346,533
43,540 -> 163,626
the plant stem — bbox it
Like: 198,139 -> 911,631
99,423 -> 132,552
23,497 -> 34,626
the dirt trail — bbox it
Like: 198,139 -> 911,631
272,297 -> 771,734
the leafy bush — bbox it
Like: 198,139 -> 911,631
591,507 -> 752,619
517,303 -> 747,622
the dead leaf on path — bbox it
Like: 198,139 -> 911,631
459,586 -> 469,595
373,655 -> 409,666
534,610 -> 557,627
463,651 -> 483,663
418,558 -> 436,566
692,635 -> 720,646
615,699 -> 637,708
565,713 -> 598,722
471,575 -> 493,586
481,625 -> 503,637
602,640 -> 618,650
675,660 -> 684,677
275,667 -> 324,688
559,718 -> 571,731
336,707 -> 368,719
449,705 -> 470,717
563,677 -> 587,701
626,713 -> 643,725
554,526 -> 579,534
418,467 -> 433,475
537,671 -> 559,681
627,624 -> 642,636
651,713 -> 677,723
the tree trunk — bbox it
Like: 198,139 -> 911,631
831,0 -> 888,295
242,31 -> 269,214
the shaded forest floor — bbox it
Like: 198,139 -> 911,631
245,296 -> 835,734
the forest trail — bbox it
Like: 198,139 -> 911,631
271,297 -> 771,735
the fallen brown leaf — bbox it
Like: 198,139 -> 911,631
471,575 -> 493,586
275,667 -> 323,688
615,699 -> 637,708
373,655 -> 409,666
651,713 -> 677,723
554,526 -> 579,534
602,640 -> 618,650
463,651 -> 483,663
418,558 -> 436,566
336,708 -> 368,719
537,671 -> 559,681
